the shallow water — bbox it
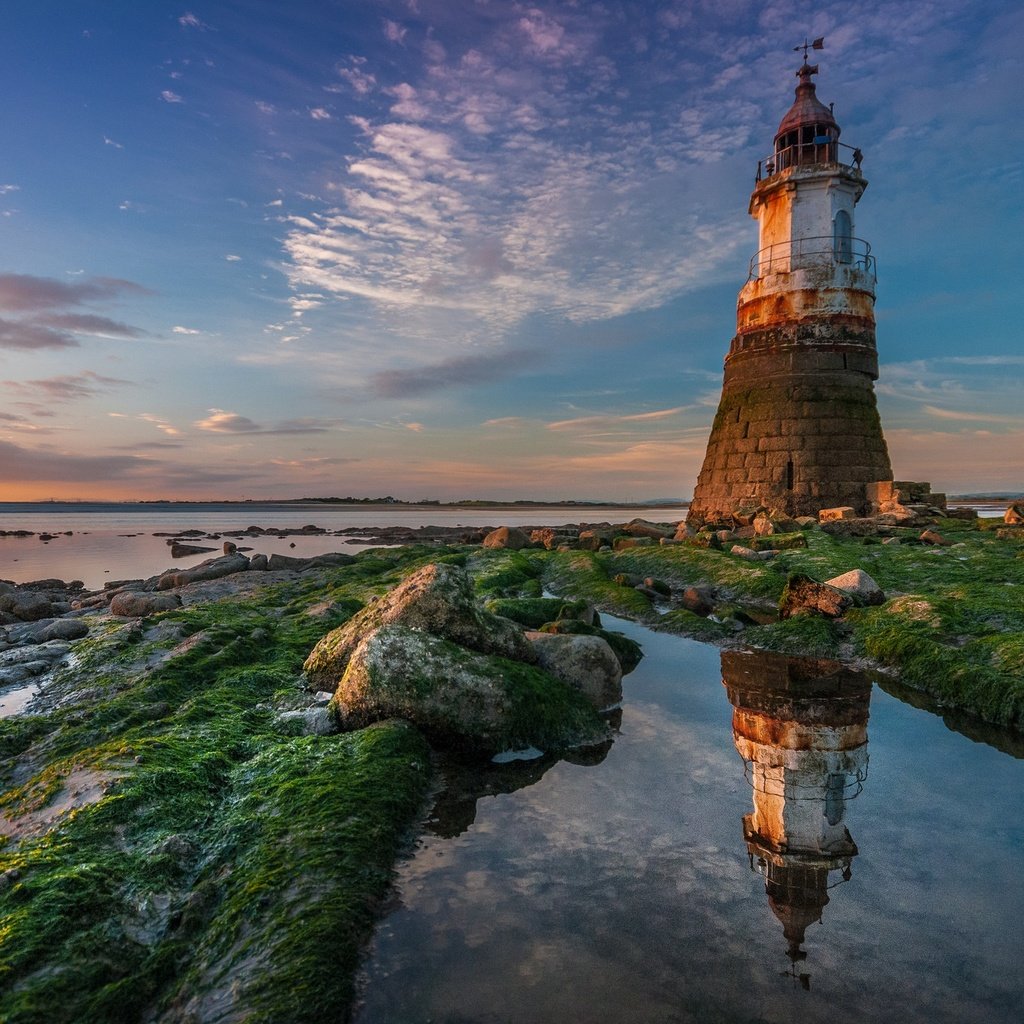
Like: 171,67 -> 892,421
354,619 -> 1024,1024
0,503 -> 685,590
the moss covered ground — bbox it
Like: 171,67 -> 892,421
0,545 -> 450,1024
1,521 -> 1020,1019
465,517 -> 1024,729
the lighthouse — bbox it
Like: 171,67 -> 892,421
688,51 -> 893,525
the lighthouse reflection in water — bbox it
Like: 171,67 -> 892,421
723,650 -> 871,989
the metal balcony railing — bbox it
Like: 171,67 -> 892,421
747,235 -> 877,281
756,141 -> 864,183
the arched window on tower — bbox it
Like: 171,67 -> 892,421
833,209 -> 853,264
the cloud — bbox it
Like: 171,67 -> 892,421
32,313 -> 145,339
225,254 -> 242,261
194,410 -> 346,434
137,413 -> 181,437
0,184 -> 19,195
160,90 -> 184,104
0,318 -> 77,350
546,407 -> 689,431
0,438 -> 252,487
172,325 -> 201,335
103,136 -> 124,149
195,409 -> 261,433
255,100 -> 276,114
5,371 -> 131,401
371,349 -> 535,398
178,12 -> 209,30
335,58 -> 376,96
310,107 -> 332,120
923,405 -> 1021,425
383,19 -> 407,44
0,273 -> 150,312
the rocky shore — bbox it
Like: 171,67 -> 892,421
0,499 -> 1021,1022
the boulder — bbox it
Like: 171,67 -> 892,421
824,569 -> 885,606
535,620 -> 643,675
818,506 -> 856,523
304,562 -> 536,692
643,577 -> 671,597
156,553 -> 252,590
170,542 -> 216,558
578,529 -> 612,551
248,553 -> 269,571
38,618 -> 90,641
0,591 -> 54,622
110,592 -> 183,618
274,707 -> 337,736
530,528 -> 571,550
612,536 -> 655,551
1003,501 -> 1024,525
919,529 -> 953,547
621,519 -> 674,540
730,545 -> 776,561
525,632 -> 622,710
678,586 -> 716,617
482,526 -> 531,550
779,574 -> 853,619
751,532 -> 808,551
332,625 -> 605,754
266,552 -> 354,571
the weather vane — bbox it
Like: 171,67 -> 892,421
794,36 -> 825,61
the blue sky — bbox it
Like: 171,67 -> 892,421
1,0 -> 1021,500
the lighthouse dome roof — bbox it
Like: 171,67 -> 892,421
774,61 -> 839,143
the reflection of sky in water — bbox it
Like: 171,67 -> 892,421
355,622 -> 1024,1024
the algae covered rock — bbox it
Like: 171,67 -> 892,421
304,562 -> 535,692
525,632 -> 622,710
333,625 -> 607,754
779,573 -> 853,619
824,569 -> 885,606
482,526 -> 531,550
484,596 -> 598,630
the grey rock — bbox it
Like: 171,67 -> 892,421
824,569 -> 885,606
304,562 -> 536,693
110,592 -> 183,618
333,625 -> 604,754
525,632 -> 622,710
156,553 -> 251,590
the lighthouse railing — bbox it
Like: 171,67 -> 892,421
755,141 -> 864,182
747,236 -> 876,281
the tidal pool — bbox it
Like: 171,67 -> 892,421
354,619 -> 1024,1024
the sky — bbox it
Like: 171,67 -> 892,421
1,0 -> 1021,502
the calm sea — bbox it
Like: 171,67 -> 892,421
0,502 -> 688,591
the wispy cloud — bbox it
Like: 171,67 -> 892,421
178,12 -> 209,30
0,273 -> 150,312
194,409 -> 347,434
33,313 -> 145,339
160,89 -> 184,104
371,349 -> 536,398
923,405 -> 1021,425
5,371 -> 131,401
172,325 -> 201,335
547,407 -> 689,431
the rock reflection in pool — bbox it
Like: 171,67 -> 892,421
723,651 -> 871,989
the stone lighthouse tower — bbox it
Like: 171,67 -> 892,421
688,53 -> 893,524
